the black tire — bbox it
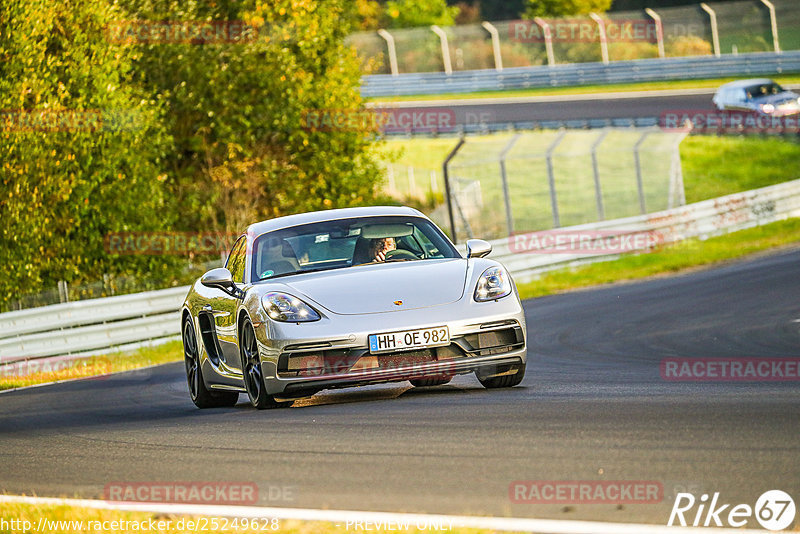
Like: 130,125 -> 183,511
476,362 -> 526,389
409,376 -> 452,387
239,318 -> 282,410
183,317 -> 239,409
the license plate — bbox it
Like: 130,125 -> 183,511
369,326 -> 450,354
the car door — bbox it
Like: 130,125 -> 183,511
212,236 -> 247,370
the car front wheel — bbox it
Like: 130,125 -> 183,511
476,362 -> 526,389
239,318 -> 283,410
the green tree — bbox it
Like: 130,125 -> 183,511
383,0 -> 460,29
0,0 -> 174,307
120,0 -> 384,235
524,0 -> 612,18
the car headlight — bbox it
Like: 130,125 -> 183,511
262,292 -> 320,322
761,103 -> 775,114
474,266 -> 512,302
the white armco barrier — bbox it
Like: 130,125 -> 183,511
2,178 -> 800,363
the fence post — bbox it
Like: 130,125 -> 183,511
431,25 -> 453,75
700,3 -> 721,58
481,22 -> 503,71
589,13 -> 609,65
499,134 -> 522,235
759,0 -> 781,53
633,130 -> 651,214
591,129 -> 610,220
534,17 -> 556,66
442,136 -> 466,242
668,132 -> 689,208
377,29 -> 400,76
408,166 -> 416,196
387,163 -> 396,193
546,130 -> 567,228
430,170 -> 438,192
57,280 -> 69,304
644,8 -> 666,59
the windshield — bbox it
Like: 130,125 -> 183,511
745,82 -> 785,99
251,216 -> 459,281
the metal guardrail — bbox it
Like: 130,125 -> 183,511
483,177 -> 800,283
2,177 -> 799,363
0,286 -> 189,365
361,51 -> 800,97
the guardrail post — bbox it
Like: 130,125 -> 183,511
499,134 -> 521,235
644,8 -> 666,59
481,21 -> 504,71
589,13 -> 609,65
431,25 -> 453,75
377,29 -> 400,76
759,0 -> 781,53
700,3 -> 721,58
546,130 -> 567,227
633,130 -> 651,214
591,129 -> 610,220
443,135 -> 466,242
534,17 -> 556,66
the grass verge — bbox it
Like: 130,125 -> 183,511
368,75 -> 800,102
516,217 -> 800,300
0,340 -> 183,392
0,501 -> 494,533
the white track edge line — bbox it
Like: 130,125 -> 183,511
0,495 -> 766,534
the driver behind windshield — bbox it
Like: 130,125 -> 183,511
369,237 -> 396,262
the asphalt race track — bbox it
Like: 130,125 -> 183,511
378,89 -> 717,127
1,248 -> 799,527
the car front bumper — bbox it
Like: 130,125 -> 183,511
254,295 -> 527,396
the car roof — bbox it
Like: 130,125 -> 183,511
245,206 -> 427,237
718,78 -> 777,90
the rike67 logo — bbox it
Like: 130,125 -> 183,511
668,490 -> 796,531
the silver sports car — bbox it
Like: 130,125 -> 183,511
181,206 -> 527,409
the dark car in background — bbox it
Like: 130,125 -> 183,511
713,79 -> 800,116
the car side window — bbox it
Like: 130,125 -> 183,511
226,237 -> 247,283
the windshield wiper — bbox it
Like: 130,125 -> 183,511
259,265 -> 348,281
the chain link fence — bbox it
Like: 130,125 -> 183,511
382,129 -> 688,243
348,0 -> 797,74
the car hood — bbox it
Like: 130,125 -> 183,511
281,258 -> 468,315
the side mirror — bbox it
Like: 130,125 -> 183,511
201,267 -> 235,291
466,239 -> 492,258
